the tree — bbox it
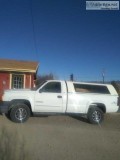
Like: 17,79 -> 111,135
35,73 -> 56,86
111,81 -> 120,95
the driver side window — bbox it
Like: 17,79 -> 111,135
40,82 -> 61,93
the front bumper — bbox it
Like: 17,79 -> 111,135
0,101 -> 9,114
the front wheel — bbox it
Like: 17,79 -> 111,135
87,107 -> 104,124
10,103 -> 30,123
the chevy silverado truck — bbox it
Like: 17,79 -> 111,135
0,80 -> 119,124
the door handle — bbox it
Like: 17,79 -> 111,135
57,95 -> 62,98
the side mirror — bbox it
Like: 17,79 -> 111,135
39,89 -> 43,93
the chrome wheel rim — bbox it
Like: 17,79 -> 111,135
92,111 -> 101,123
15,108 -> 27,121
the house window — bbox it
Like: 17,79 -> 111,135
12,75 -> 24,89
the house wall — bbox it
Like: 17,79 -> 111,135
0,72 -> 36,100
25,73 -> 32,88
31,73 -> 35,88
0,73 -> 10,100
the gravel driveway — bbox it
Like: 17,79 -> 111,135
0,113 -> 120,160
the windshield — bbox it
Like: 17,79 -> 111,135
31,81 -> 46,91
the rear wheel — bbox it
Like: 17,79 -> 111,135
10,103 -> 30,123
87,107 -> 104,124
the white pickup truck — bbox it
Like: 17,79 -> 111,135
0,80 -> 119,124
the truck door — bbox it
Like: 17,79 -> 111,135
34,81 -> 63,112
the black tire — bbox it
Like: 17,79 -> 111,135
87,107 -> 104,124
10,103 -> 30,123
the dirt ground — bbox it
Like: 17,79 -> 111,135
0,113 -> 120,160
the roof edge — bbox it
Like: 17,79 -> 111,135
0,68 -> 37,73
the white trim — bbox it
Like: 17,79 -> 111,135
0,68 -> 36,73
30,75 -> 31,88
9,74 -> 12,89
24,74 -> 26,89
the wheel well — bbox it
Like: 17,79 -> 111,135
89,103 -> 106,113
9,99 -> 32,114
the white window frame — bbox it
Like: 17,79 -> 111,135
11,74 -> 25,89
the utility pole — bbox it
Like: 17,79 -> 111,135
70,74 -> 74,81
102,69 -> 105,84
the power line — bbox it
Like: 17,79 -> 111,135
29,0 -> 39,60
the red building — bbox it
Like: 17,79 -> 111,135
0,59 -> 39,100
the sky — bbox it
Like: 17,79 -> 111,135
0,0 -> 120,81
